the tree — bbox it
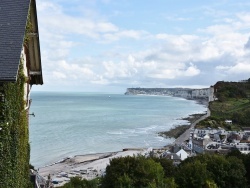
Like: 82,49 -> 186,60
226,156 -> 247,187
204,180 -> 218,188
61,177 -> 99,188
175,160 -> 210,188
227,150 -> 250,185
101,155 -> 165,188
179,154 -> 247,188
150,157 -> 176,178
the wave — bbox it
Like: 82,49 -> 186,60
106,131 -> 124,135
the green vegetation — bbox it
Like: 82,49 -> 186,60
61,156 -> 177,188
197,79 -> 250,129
159,125 -> 191,139
177,153 -> 247,187
102,156 -> 165,188
60,151 -> 250,188
61,177 -> 101,188
24,9 -> 32,47
0,62 -> 31,187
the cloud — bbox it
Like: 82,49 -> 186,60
203,7 -> 229,18
245,37 -> 250,49
40,15 -> 118,39
37,1 -> 119,41
237,12 -> 250,23
164,16 -> 191,21
102,30 -> 149,42
216,62 -> 250,74
35,0 -> 250,92
148,63 -> 200,79
52,71 -> 66,79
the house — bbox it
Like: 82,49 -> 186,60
0,0 -> 43,186
193,128 -> 223,139
0,0 -> 43,104
225,120 -> 232,124
235,143 -> 250,154
162,152 -> 181,165
242,127 -> 250,134
192,135 -> 212,153
176,149 -> 188,161
242,134 -> 250,142
170,144 -> 192,156
227,132 -> 242,143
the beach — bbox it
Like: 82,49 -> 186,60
39,149 -> 146,186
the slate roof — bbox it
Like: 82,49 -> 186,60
0,0 -> 31,82
163,153 -> 181,161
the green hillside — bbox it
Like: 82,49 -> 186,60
197,79 -> 250,129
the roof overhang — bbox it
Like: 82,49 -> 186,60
28,0 -> 43,85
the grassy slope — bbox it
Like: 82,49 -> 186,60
196,79 -> 250,130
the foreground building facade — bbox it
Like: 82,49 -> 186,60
0,0 -> 43,187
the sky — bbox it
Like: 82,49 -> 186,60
34,0 -> 250,93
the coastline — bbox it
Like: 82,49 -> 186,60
37,96 -> 210,185
172,98 -> 210,145
158,113 -> 206,139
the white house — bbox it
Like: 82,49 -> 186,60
176,149 -> 188,161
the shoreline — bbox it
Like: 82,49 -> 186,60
38,150 -> 146,186
37,96 -> 210,185
158,113 -> 207,139
158,97 -> 209,142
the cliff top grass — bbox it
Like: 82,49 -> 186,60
196,79 -> 250,130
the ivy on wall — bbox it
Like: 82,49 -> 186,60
24,10 -> 32,47
0,60 -> 31,187
0,86 -> 4,122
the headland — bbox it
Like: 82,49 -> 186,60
125,87 -> 214,102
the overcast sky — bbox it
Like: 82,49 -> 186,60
34,0 -> 250,93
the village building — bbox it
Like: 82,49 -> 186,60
170,144 -> 192,156
225,120 -> 232,124
192,135 -> 212,153
191,127 -> 250,155
235,143 -> 250,154
227,132 -> 243,143
176,149 -> 188,161
162,152 -> 181,165
242,127 -> 250,134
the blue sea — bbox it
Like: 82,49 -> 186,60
29,92 -> 207,167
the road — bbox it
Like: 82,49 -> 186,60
174,108 -> 210,145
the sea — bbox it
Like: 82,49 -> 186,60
29,92 -> 207,168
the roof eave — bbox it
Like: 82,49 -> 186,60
28,0 -> 43,85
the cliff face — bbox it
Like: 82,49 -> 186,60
124,88 -> 186,96
125,87 -> 215,101
174,88 -> 214,101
